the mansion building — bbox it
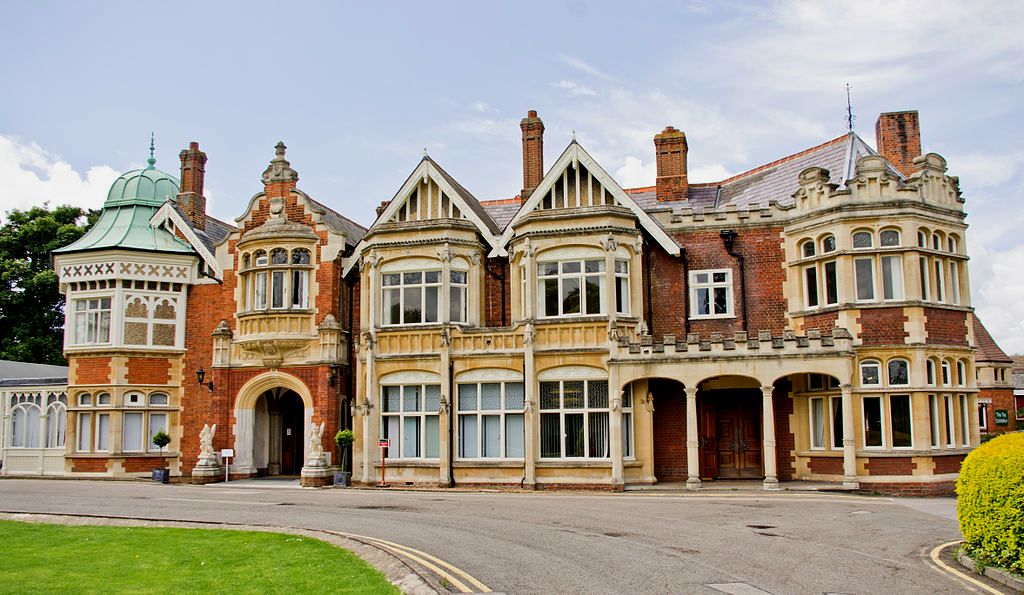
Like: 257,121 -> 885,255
30,109 -> 1016,494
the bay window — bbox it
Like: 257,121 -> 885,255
854,258 -> 875,301
449,271 -> 468,323
384,271 -> 439,325
615,259 -> 630,315
862,396 -> 883,448
241,247 -> 312,312
890,394 -> 912,448
73,297 -> 112,344
540,380 -> 610,459
539,259 -> 604,317
880,255 -> 903,300
690,269 -> 733,318
457,381 -> 525,459
381,384 -> 440,459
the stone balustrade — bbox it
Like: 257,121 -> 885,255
615,327 -> 854,359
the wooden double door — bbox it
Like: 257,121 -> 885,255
699,391 -> 763,479
279,392 -> 304,475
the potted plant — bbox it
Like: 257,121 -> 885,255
151,430 -> 171,484
334,429 -> 354,487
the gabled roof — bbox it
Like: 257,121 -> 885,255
491,141 -> 680,257
972,317 -> 1013,364
343,156 -> 501,276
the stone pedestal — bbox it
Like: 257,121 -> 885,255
191,462 -> 224,484
300,464 -> 333,487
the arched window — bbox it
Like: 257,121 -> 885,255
11,404 -> 41,448
860,360 -> 881,386
852,231 -> 873,249
78,392 -> 93,406
96,392 -> 111,406
941,360 -> 952,386
957,360 -> 968,387
821,235 -> 837,253
917,229 -> 928,248
926,359 -> 936,386
887,359 -> 909,386
932,232 -> 942,251
947,236 -> 958,254
242,247 -> 313,312
880,229 -> 901,247
45,402 -> 66,448
801,240 -> 815,258
149,392 -> 169,406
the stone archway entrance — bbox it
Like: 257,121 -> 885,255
253,389 -> 305,476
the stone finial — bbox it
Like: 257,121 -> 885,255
262,141 -> 299,184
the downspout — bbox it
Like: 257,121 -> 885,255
720,230 -> 748,334
643,239 -> 654,335
447,360 -> 456,487
485,258 -> 507,326
681,247 -> 690,336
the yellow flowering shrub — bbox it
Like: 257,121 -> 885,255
956,432 -> 1024,574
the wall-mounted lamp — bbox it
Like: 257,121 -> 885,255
328,363 -> 341,387
196,368 -> 214,393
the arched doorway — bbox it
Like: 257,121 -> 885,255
253,389 -> 305,476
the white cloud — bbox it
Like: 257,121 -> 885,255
690,163 -> 732,183
614,156 -> 655,188
559,54 -> 619,83
470,101 -> 493,113
553,80 -> 598,98
0,135 -> 119,220
945,152 -> 1024,189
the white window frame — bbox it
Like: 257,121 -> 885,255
889,394 -> 914,449
148,412 -> 169,452
380,384 -> 441,460
887,359 -> 910,387
803,265 -> 819,309
456,381 -> 526,460
978,402 -> 989,432
95,412 -> 110,452
926,360 -> 936,386
689,269 -> 734,319
860,360 -> 882,387
959,394 -> 970,447
862,395 -> 885,449
73,296 -> 112,345
539,379 -> 611,459
854,257 -> 875,302
880,255 -> 904,301
614,259 -> 631,316
929,394 -> 940,448
621,385 -> 635,459
122,411 -> 144,453
382,270 -> 442,326
919,256 -> 930,301
943,395 -> 955,447
77,412 -> 92,452
538,259 -> 606,318
809,396 -> 827,450
941,361 -> 952,387
956,361 -> 967,387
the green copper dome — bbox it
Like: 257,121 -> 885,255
104,164 -> 181,208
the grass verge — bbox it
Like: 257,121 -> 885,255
0,520 -> 398,593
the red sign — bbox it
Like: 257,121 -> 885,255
378,439 -> 391,448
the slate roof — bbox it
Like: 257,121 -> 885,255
1013,370 -> 1024,391
304,194 -> 367,243
0,359 -> 67,388
973,317 -> 1013,363
480,198 -> 522,230
426,157 -> 501,236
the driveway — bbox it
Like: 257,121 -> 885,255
0,479 -> 976,594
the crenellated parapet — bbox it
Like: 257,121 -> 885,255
615,327 -> 854,359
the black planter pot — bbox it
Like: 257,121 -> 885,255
152,468 -> 170,484
334,471 -> 352,487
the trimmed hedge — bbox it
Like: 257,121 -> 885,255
956,432 -> 1024,574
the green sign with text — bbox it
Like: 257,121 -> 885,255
995,409 -> 1009,426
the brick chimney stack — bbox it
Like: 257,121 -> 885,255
875,111 -> 921,178
177,142 -> 208,230
520,110 -> 545,202
654,126 -> 688,202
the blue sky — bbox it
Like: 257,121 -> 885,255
3,1 -> 1024,351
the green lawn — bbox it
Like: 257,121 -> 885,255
0,520 -> 398,593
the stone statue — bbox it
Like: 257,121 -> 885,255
308,422 -> 325,460
198,424 -> 217,466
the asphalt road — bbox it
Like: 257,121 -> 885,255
0,479 -> 978,594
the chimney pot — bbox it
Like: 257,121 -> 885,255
654,126 -> 688,202
875,110 -> 921,178
520,110 -> 545,203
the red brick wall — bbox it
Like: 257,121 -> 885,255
808,456 -> 844,475
923,308 -> 969,346
865,456 -> 916,475
71,458 -> 108,473
123,457 -> 172,472
483,258 -> 511,327
801,311 -> 838,333
125,357 -> 172,385
933,454 -> 965,474
774,385 -> 795,481
652,383 -> 687,482
979,387 -> 1017,433
73,357 -> 111,385
645,227 -> 786,338
856,308 -> 908,346
875,111 -> 921,178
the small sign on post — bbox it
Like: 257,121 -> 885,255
221,448 -> 234,483
377,439 -> 390,487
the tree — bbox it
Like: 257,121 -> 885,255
0,205 -> 97,365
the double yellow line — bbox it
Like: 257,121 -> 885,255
326,530 -> 491,593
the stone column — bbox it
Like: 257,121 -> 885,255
761,385 -> 779,490
841,384 -> 859,489
438,345 -> 452,487
609,368 -> 623,489
522,241 -> 538,489
685,385 -> 701,490
603,236 -> 618,350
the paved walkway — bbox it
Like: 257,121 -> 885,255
0,479 -> 999,594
